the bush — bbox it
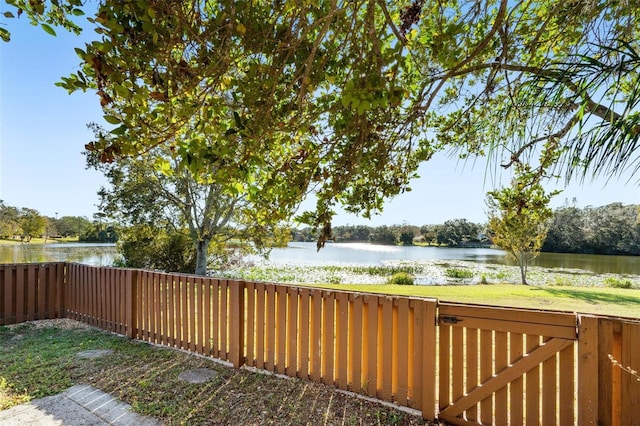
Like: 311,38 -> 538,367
445,268 -> 474,279
604,276 -> 633,289
387,272 -> 415,285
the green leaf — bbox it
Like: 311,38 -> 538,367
104,115 -> 121,125
72,8 -> 84,16
3,11 -> 15,18
110,125 -> 127,135
41,24 -> 57,37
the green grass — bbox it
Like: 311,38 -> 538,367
300,283 -> 640,318
0,322 -> 429,425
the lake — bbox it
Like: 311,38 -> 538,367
1,241 -> 639,275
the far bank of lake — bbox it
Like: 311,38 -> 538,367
1,241 -> 639,276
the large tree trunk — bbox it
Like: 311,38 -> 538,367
194,238 -> 210,276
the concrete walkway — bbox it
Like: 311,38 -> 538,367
0,385 -> 161,425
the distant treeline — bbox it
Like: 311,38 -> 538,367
292,202 -> 640,256
0,200 -> 116,243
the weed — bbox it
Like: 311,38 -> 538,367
445,268 -> 474,279
387,272 -> 415,285
604,276 -> 633,289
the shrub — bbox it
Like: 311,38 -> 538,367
445,268 -> 474,279
604,277 -> 633,289
387,272 -> 415,285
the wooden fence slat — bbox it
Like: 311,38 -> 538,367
310,289 -> 322,382
480,329 -> 493,424
578,315 -> 599,425
266,284 -> 276,371
439,323 -> 451,410
421,300 -> 437,421
26,265 -> 35,321
255,283 -> 266,369
542,337 -> 557,426
365,295 -> 378,397
336,292 -> 348,390
276,286 -> 287,374
380,296 -> 393,402
621,322 -> 640,420
510,333 -> 524,425
287,288 -> 298,376
16,266 -> 24,324
322,291 -> 335,385
525,335 -> 541,426
298,288 -> 310,379
244,282 -> 254,366
396,298 -> 409,405
350,294 -> 363,393
465,328 -> 478,422
495,331 -> 508,425
559,342 -> 575,425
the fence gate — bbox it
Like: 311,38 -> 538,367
437,303 -> 577,426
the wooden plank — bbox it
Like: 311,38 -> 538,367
336,292 -> 348,390
27,265 -> 36,321
195,277 -> 204,354
480,329 -> 493,424
180,276 -> 189,350
611,322 -> 622,426
621,322 -> 640,420
159,274 -> 168,346
212,279 -> 220,358
559,342 -> 575,425
379,296 -> 393,402
189,276 -> 196,352
577,315 -> 599,425
465,328 -> 478,422
439,324 -> 451,410
440,315 -> 576,340
441,338 -> 573,419
255,282 -> 266,369
266,284 -> 276,371
409,300 -> 423,409
366,295 -> 378,397
396,298 -> 409,405
542,337 -> 556,426
56,263 -> 65,319
310,289 -> 322,382
167,275 -> 176,347
322,291 -> 335,385
229,280 -> 244,368
510,333 -> 524,425
438,303 -> 577,327
16,266 -> 24,323
591,318 -> 620,426
495,331 -> 508,425
525,335 -> 541,426
421,300 -> 437,421
298,288 -> 310,379
37,266 -> 46,320
286,288 -> 298,376
220,279 -> 229,358
244,282 -> 254,366
276,285 -> 287,374
452,325 -> 464,409
351,294 -> 363,392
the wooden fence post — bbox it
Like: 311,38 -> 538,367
229,280 -> 245,368
422,299 -> 437,421
577,314 -> 599,425
126,269 -> 138,339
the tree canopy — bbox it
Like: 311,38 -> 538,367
4,0 -> 639,241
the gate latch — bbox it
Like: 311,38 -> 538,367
439,315 -> 461,324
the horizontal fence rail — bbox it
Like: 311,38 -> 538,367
1,262 -> 639,425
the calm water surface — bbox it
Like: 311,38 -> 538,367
1,241 -> 639,275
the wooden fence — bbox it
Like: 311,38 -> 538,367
1,262 -> 639,425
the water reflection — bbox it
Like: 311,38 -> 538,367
0,243 -> 117,266
1,241 -> 638,275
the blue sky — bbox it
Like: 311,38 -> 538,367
1,15 -> 638,226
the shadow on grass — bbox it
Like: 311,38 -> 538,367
532,286 -> 640,310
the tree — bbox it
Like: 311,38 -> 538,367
436,219 -> 482,247
91,142 -> 290,275
19,208 -> 46,242
5,1 -> 640,237
369,226 -> 397,245
0,200 -> 21,239
543,201 -> 586,254
487,165 -> 559,285
55,215 -> 92,237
